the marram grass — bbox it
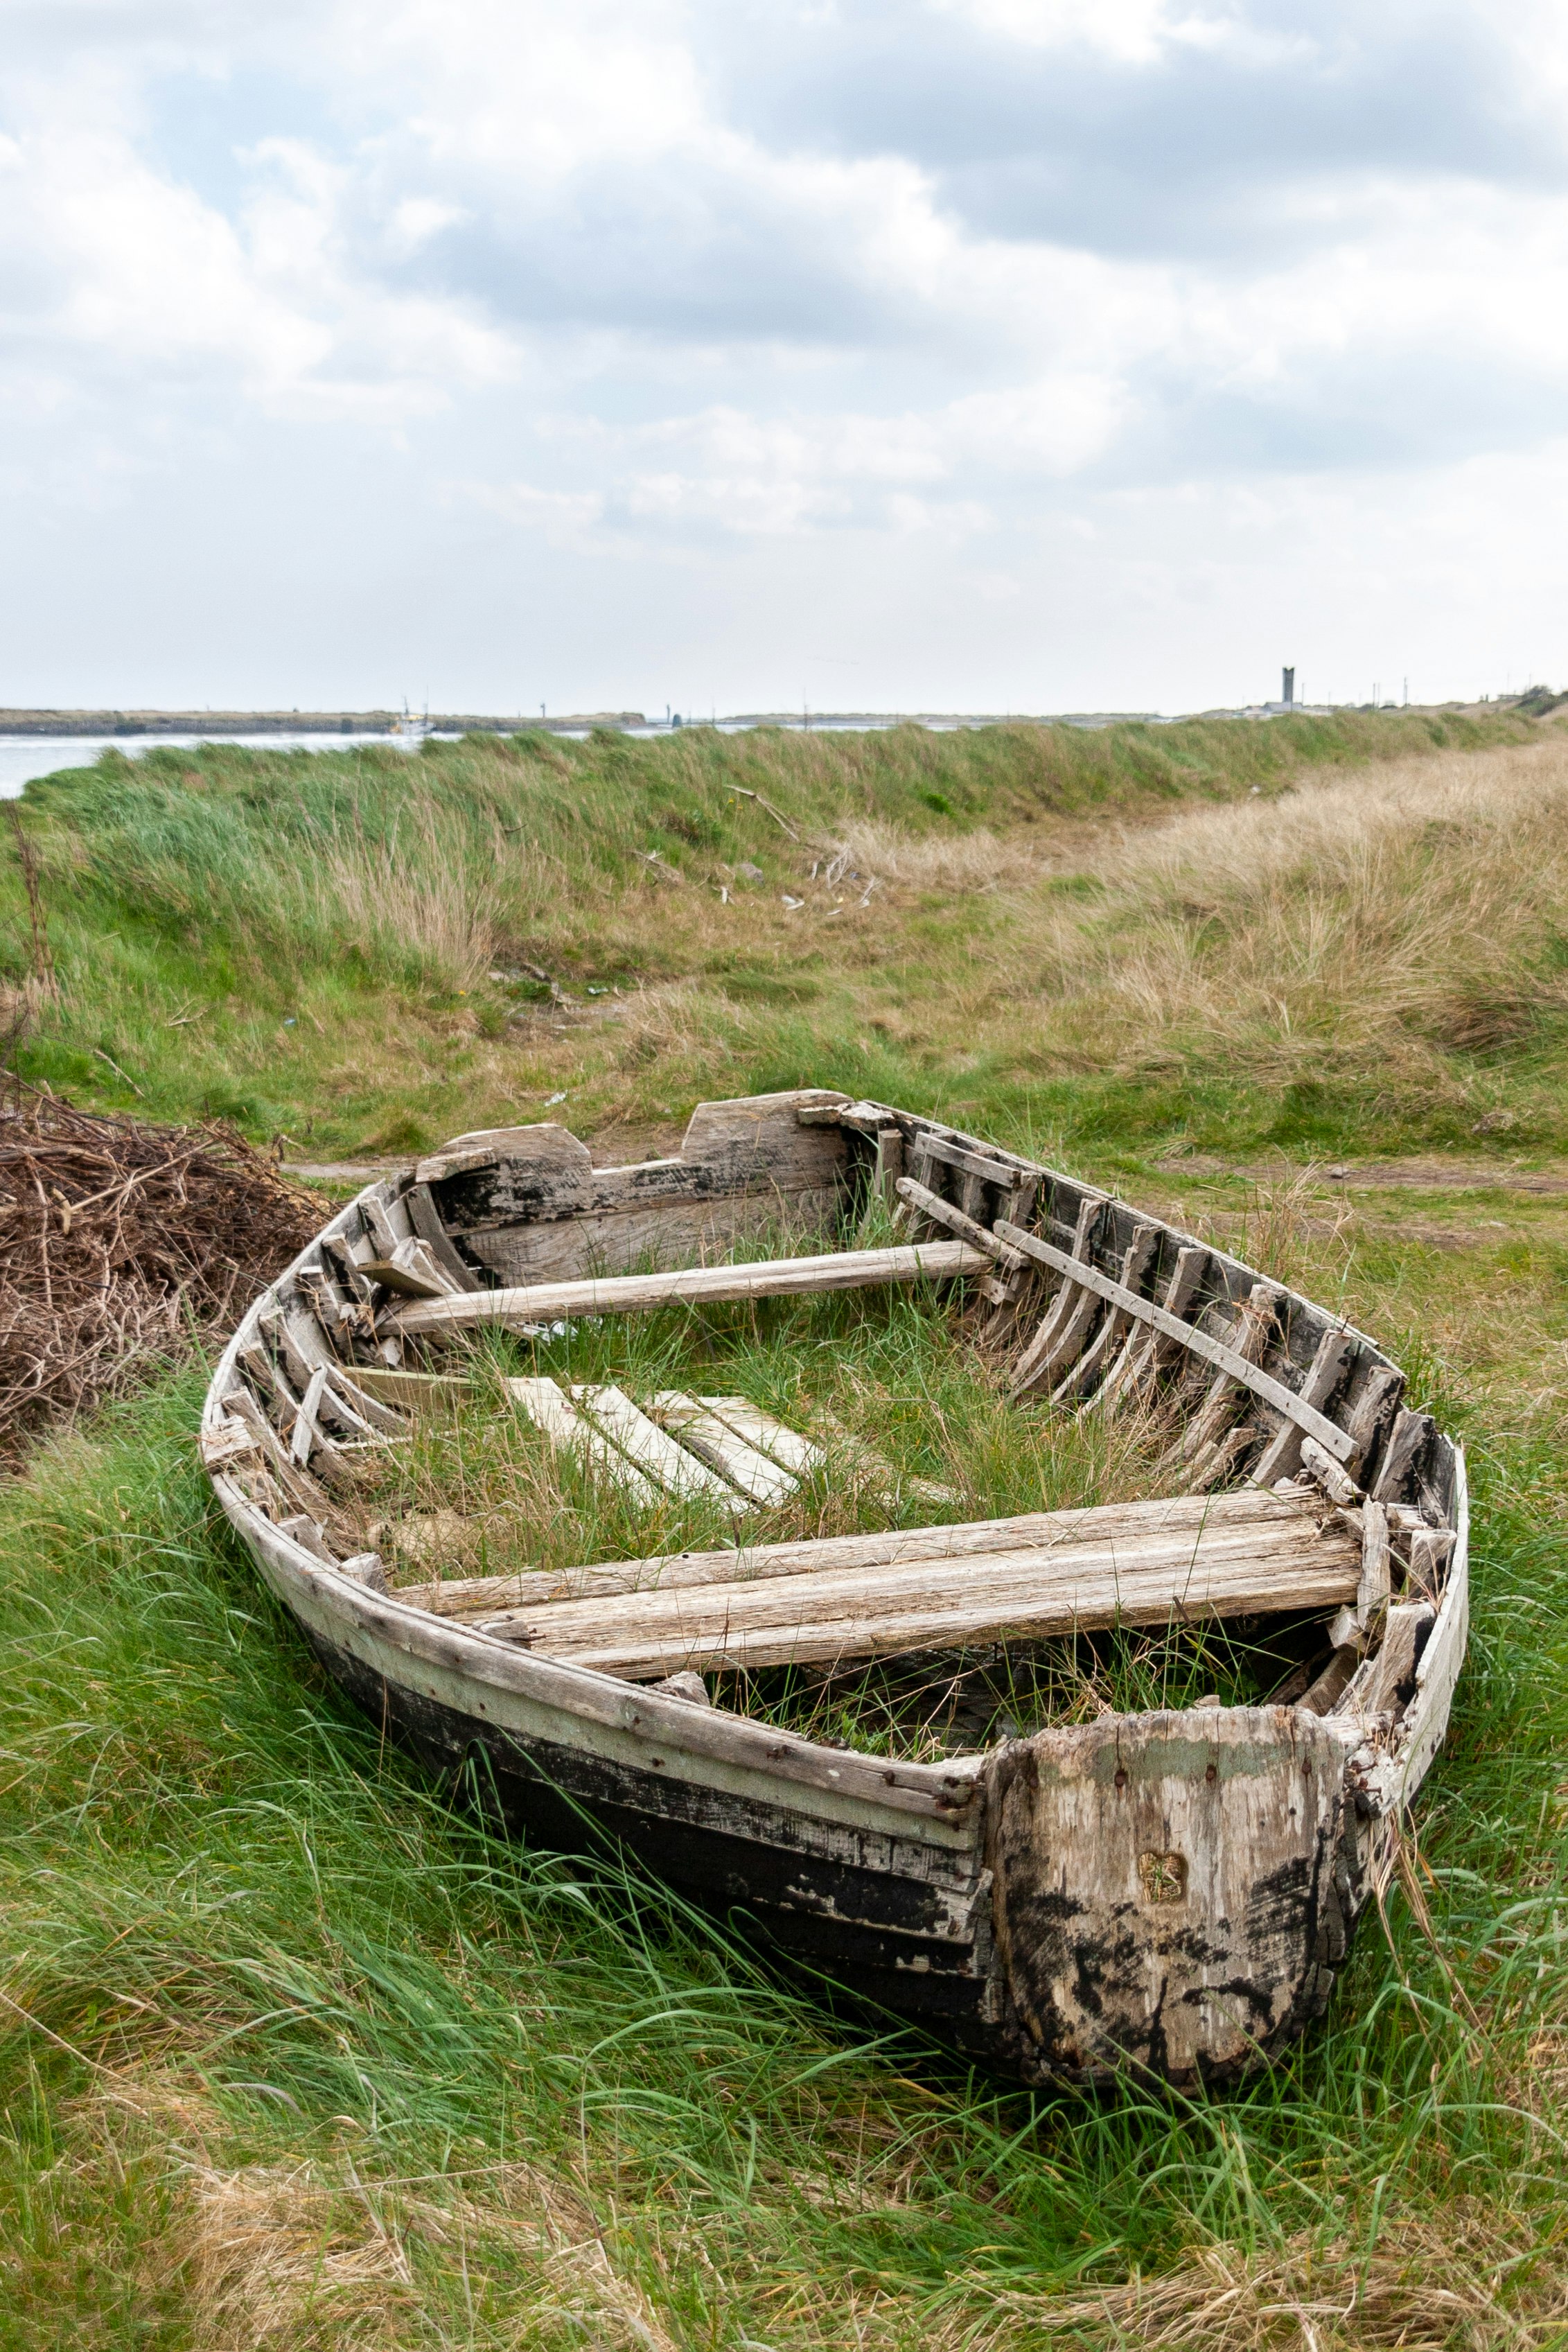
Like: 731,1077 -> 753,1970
3,705 -> 1556,1168
1,1322 -> 1567,2342
6,712 -> 1568,2340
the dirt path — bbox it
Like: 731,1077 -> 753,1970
1154,1154 -> 1568,1195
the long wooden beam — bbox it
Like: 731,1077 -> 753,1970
394,1484 -> 1338,1618
493,1514 -> 1359,1678
992,1219 -> 1356,1462
387,1240 -> 987,1337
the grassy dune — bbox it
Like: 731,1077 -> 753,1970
3,704 -> 1544,1163
6,709 -> 1568,2344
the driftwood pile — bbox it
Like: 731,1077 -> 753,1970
0,1086 -> 320,1464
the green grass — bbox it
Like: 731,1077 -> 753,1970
357,1261 -> 1307,1762
3,1350 -> 1568,2342
7,710 -> 1568,2340
1,705 -> 1547,1166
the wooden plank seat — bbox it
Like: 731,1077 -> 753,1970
387,1484 -> 1361,1680
473,1488 -> 1359,1677
383,1239 -> 987,1339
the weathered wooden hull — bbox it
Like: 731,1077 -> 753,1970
202,1091 -> 1469,2089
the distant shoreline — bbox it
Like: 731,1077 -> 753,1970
3,694 -> 1538,745
0,702 -> 1368,740
0,708 -> 647,738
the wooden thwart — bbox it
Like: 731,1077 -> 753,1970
495,1500 -> 1359,1677
398,1482 -> 1342,1617
993,1219 -> 1357,1461
386,1239 -> 987,1337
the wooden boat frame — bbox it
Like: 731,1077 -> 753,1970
200,1089 -> 1468,2089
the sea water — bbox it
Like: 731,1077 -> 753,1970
0,732 -> 473,799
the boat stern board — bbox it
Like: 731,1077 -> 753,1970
985,1705 -> 1352,2087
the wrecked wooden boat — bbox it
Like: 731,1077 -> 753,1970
200,1090 -> 1468,2089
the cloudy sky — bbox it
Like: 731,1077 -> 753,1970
2,0 -> 1565,716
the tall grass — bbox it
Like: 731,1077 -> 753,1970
2,708 -> 1558,1164
1012,737 -> 1568,1081
3,1348 -> 1568,2343
4,709 -> 1568,2338
13,710 -> 1531,1002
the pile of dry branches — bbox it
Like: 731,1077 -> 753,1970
0,1085 -> 321,1464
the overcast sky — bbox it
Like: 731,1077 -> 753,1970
2,0 -> 1565,715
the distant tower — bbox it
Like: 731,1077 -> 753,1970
1282,666 -> 1296,708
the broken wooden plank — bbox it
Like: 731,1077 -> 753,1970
1010,1197 -> 1100,1397
312,1372 -> 403,1443
1250,1327 -> 1357,1486
360,1235 -> 464,1298
415,1121 -> 596,1194
1369,1407 -> 1436,1504
908,1130 -> 1037,1193
1051,1225 -> 1157,1407
853,1123 -> 907,1243
1176,1283 -> 1281,1488
336,1367 -> 472,1414
387,1238 -> 986,1337
1336,1600 -> 1434,1728
696,1397 -> 827,1483
1342,1363 -> 1405,1482
1406,1525 -> 1456,1603
647,1394 -> 797,1505
995,1218 -> 1357,1463
506,1376 -> 660,1504
1329,1498 -> 1391,1649
1094,1244 -> 1208,1414
377,1484 -> 1346,1635
1359,1450 -> 1468,1811
1032,1259 -> 1109,1391
1297,1434 -> 1359,1506
402,1486 -> 1321,1617
402,1182 -> 483,1290
360,1188 -> 416,1257
500,1509 -> 1360,1678
218,1383 -> 356,1536
572,1385 -> 745,1507
894,1175 -> 1025,1268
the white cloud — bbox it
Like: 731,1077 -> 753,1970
928,0 -> 1226,64
0,0 -> 1565,708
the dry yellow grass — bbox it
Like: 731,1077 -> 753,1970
506,730 -> 1568,1139
989,2213 -> 1568,2349
19,716 -> 1567,1164
1039,735 -> 1568,1076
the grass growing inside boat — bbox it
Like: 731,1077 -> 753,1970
355,1259 -> 1305,1759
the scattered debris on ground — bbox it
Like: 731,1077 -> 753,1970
0,1085 -> 320,1464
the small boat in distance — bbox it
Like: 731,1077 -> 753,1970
201,1092 -> 1467,2089
389,700 -> 431,746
